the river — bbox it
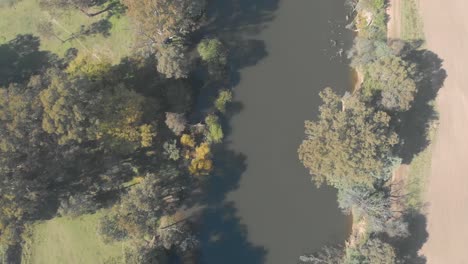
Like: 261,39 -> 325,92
200,1 -> 353,263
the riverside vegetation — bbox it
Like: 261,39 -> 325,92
0,0 -> 234,263
298,0 -> 444,263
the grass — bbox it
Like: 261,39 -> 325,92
404,119 -> 438,211
401,0 -> 424,41
22,211 -> 127,264
0,0 -> 135,63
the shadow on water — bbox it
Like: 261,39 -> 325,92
196,0 -> 357,262
198,147 -> 266,264
196,0 -> 280,263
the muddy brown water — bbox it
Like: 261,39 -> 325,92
200,1 -> 353,263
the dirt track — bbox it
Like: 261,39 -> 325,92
419,1 -> 468,262
386,0 -> 401,39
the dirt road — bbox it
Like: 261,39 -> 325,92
386,0 -> 401,39
419,1 -> 468,262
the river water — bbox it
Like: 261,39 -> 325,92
200,1 -> 353,263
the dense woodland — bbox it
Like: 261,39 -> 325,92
0,0 -> 233,262
299,0 -> 443,263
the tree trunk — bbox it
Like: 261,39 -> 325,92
79,3 -> 115,17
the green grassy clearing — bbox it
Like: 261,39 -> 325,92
22,211 -> 127,264
0,0 -> 135,63
401,0 -> 424,41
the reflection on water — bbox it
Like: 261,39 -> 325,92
199,0 -> 353,263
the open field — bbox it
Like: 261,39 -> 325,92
419,0 -> 468,262
22,211 -> 126,264
0,0 -> 135,62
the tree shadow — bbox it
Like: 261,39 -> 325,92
200,203 -> 267,264
191,0 -> 276,116
82,19 -> 113,38
393,212 -> 428,263
192,1 -> 281,262
0,34 -> 60,86
397,48 -> 447,163
197,147 -> 266,263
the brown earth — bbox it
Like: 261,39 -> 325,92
387,0 -> 401,39
419,1 -> 468,262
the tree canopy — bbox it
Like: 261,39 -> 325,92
363,56 -> 417,111
298,88 -> 398,188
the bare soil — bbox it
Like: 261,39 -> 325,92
419,1 -> 468,262
387,0 -> 401,39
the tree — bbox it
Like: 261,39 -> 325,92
354,0 -> 387,39
205,114 -> 223,144
98,213 -> 128,243
39,71 -> 99,144
198,38 -> 227,65
115,167 -> 188,238
66,52 -> 112,80
40,68 -> 156,150
298,88 -> 398,188
188,143 -> 213,176
0,75 -> 56,245
345,238 -> 396,264
348,37 -> 392,67
163,140 -> 180,161
299,246 -> 344,263
363,56 -> 417,111
157,213 -> 198,252
156,44 -> 191,79
165,112 -> 187,136
123,0 -> 206,78
180,134 -> 195,148
214,89 -> 233,113
337,185 -> 408,237
123,0 -> 206,45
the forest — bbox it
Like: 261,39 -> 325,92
298,0 -> 444,263
0,0 -> 234,263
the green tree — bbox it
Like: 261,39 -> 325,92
197,38 -> 227,65
363,56 -> 417,111
156,44 -> 191,79
163,140 -> 180,161
345,238 -> 396,264
298,88 -> 398,188
115,167 -> 188,238
214,89 -> 233,113
123,0 -> 206,45
40,70 -> 155,150
205,114 -> 223,144
39,71 -> 98,144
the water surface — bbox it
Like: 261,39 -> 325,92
201,1 -> 352,263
